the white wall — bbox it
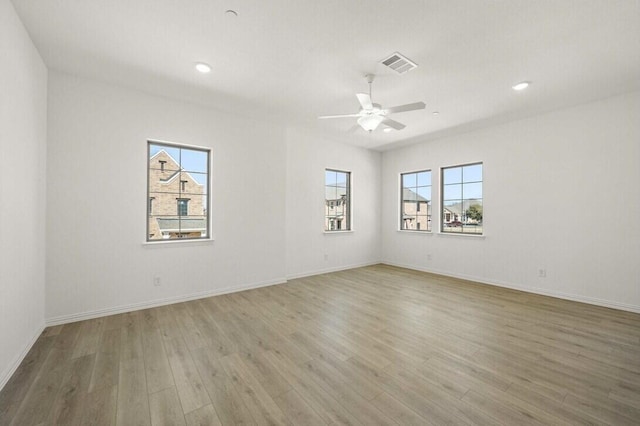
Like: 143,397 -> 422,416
46,71 -> 288,322
0,0 -> 47,388
286,127 -> 382,278
382,92 -> 640,312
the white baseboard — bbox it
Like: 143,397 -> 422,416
286,261 -> 381,280
0,323 -> 45,392
382,261 -> 640,314
45,277 -> 287,326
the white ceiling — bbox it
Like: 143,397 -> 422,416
12,0 -> 640,150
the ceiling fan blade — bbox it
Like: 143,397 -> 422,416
356,93 -> 373,110
385,101 -> 426,114
382,118 -> 406,130
318,113 -> 362,119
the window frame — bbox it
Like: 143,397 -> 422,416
146,140 -> 211,242
324,168 -> 351,232
399,169 -> 432,232
440,162 -> 483,235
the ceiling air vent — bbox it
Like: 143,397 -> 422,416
380,52 -> 418,75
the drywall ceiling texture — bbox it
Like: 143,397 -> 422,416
381,91 -> 640,312
10,1 -> 640,149
0,0 -> 47,389
45,71 -> 292,322
285,127 -> 382,279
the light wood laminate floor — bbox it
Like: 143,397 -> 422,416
1,264 -> 639,425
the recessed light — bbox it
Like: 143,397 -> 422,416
432,111 -> 440,116
512,81 -> 530,91
225,9 -> 238,17
195,62 -> 212,73
383,127 -> 392,133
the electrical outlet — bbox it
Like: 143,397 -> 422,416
427,254 -> 432,261
324,254 -> 329,261
538,269 -> 546,278
153,276 -> 161,286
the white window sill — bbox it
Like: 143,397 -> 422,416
323,230 -> 354,234
437,232 -> 485,239
397,230 -> 433,235
142,237 -> 215,247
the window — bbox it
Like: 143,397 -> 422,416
177,199 -> 189,216
147,141 -> 210,241
441,162 -> 483,234
401,170 -> 431,231
325,169 -> 351,231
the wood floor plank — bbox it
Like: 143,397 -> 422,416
72,317 -> 105,358
301,357 -> 396,425
142,328 -> 174,394
218,352 -> 291,426
47,353 -> 96,425
563,392 -> 640,426
2,265 -> 639,425
272,389 -> 325,426
184,404 -> 222,426
190,347 -> 256,426
89,328 -> 121,393
120,311 -> 144,361
163,337 -> 211,415
0,335 -> 55,423
80,385 -> 117,426
149,386 -> 187,426
235,350 -> 292,399
41,324 -> 64,337
10,323 -> 80,426
262,350 -> 363,426
370,392 -> 432,426
117,358 -> 150,426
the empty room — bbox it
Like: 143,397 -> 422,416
1,0 -> 639,425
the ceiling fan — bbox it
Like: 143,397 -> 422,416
319,74 -> 426,132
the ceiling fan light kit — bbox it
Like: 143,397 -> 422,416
319,74 -> 425,132
512,81 -> 531,91
358,114 -> 385,132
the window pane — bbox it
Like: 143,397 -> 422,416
443,198 -> 463,233
400,170 -> 431,232
187,171 -> 208,186
148,141 -> 209,242
443,184 -> 462,200
463,200 -> 483,222
402,173 -> 417,188
442,162 -> 483,234
416,186 -> 431,201
181,149 -> 208,173
462,182 -> 482,199
402,188 -> 417,202
417,171 -> 431,186
325,170 -> 337,185
325,169 -> 350,231
325,186 -> 337,201
443,167 -> 462,184
463,164 -> 482,182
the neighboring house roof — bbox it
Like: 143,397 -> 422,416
160,170 -> 180,182
156,218 -> 206,232
151,149 -> 204,187
402,188 -> 429,203
443,199 -> 482,216
443,203 -> 462,215
150,148 -> 180,167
